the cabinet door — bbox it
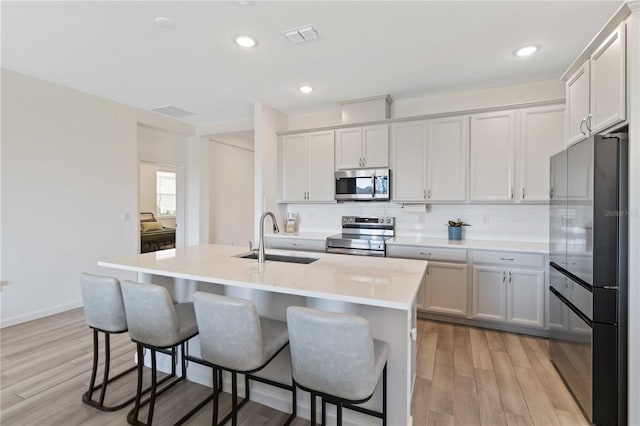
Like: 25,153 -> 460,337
424,262 -> 468,316
469,111 -> 515,201
390,121 -> 426,201
307,131 -> 335,201
519,106 -> 565,202
590,22 -> 626,134
416,275 -> 427,311
335,128 -> 363,170
281,134 -> 307,202
566,62 -> 590,146
472,266 -> 506,321
507,268 -> 544,328
362,125 -> 389,168
427,116 -> 468,201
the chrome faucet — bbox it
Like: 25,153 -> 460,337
258,211 -> 279,263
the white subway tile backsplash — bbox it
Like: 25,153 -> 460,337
287,203 -> 549,243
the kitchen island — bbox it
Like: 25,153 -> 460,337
99,244 -> 426,426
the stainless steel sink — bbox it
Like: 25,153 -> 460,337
236,253 -> 319,264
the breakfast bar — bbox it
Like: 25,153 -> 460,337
98,244 -> 426,425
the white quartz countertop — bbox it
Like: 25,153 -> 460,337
386,237 -> 549,254
98,244 -> 426,310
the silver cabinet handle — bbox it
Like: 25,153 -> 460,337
550,187 -> 554,199
522,187 -> 525,199
426,264 -> 430,275
502,270 -> 506,283
586,114 -> 592,132
500,257 -> 514,261
508,271 -> 512,283
579,117 -> 587,136
418,252 -> 432,256
510,188 -> 514,199
427,189 -> 431,199
423,189 -> 427,199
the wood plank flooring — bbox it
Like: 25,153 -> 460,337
0,308 -> 588,425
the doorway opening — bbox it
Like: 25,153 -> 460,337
138,161 -> 182,253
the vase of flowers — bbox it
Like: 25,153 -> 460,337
447,219 -> 470,240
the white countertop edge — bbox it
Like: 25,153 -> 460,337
386,237 -> 548,254
265,231 -> 336,241
97,260 -> 414,311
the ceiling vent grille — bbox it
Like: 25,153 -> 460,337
151,105 -> 194,118
284,25 -> 318,44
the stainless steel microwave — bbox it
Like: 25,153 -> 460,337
335,169 -> 390,201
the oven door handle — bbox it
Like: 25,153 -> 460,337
327,247 -> 385,257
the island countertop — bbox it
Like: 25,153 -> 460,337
98,244 -> 426,310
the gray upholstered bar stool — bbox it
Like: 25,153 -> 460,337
286,306 -> 389,426
120,280 -> 211,426
80,272 -> 141,411
191,291 -> 295,426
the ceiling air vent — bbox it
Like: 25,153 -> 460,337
151,105 -> 194,118
284,25 -> 318,44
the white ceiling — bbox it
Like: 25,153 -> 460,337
1,1 -> 623,125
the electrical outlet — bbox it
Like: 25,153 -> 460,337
483,215 -> 490,224
123,211 -> 131,221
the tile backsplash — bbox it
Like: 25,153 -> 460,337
286,203 -> 549,243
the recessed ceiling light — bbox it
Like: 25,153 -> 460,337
515,45 -> 539,57
234,35 -> 257,48
298,85 -> 314,94
154,17 -> 174,29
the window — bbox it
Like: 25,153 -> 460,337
156,171 -> 176,217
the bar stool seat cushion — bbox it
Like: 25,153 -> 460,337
121,280 -> 197,348
287,306 -> 390,402
193,292 -> 288,372
81,273 -> 127,333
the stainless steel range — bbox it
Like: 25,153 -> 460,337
326,216 -> 395,257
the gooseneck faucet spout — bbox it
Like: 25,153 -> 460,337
259,211 -> 279,263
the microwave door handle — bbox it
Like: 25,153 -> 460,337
371,175 -> 376,197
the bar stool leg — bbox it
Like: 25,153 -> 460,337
129,344 -> 144,424
337,401 -> 343,426
382,363 -> 387,426
98,333 -> 111,406
86,330 -> 100,402
321,397 -> 326,425
212,367 -> 219,426
310,391 -> 316,426
147,349 -> 157,426
231,372 -> 238,426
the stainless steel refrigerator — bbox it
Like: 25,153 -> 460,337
548,132 -> 627,425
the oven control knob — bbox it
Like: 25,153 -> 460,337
386,218 -> 391,224
349,217 -> 355,223
378,218 -> 383,223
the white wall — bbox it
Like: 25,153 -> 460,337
139,162 -> 177,228
207,134 -> 255,246
0,69 -> 195,327
254,103 -> 287,241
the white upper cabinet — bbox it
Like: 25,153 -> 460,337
427,116 -> 468,201
565,23 -> 626,146
566,62 -> 591,146
281,134 -> 307,203
469,111 -> 515,201
390,121 -> 426,201
590,22 -> 626,134
280,130 -> 335,203
391,117 -> 468,202
519,105 -> 565,202
335,124 -> 389,170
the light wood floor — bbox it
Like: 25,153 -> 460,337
0,308 -> 588,426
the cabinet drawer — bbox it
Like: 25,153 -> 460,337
472,250 -> 544,268
266,237 -> 326,253
387,245 -> 467,262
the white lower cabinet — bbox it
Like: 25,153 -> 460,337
425,262 -> 468,316
472,260 -> 544,328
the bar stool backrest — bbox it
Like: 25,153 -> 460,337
80,273 -> 127,333
193,292 -> 263,371
120,280 -> 180,348
287,306 -> 376,401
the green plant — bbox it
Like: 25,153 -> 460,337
448,218 -> 471,227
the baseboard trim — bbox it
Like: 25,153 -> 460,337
1,301 -> 83,328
